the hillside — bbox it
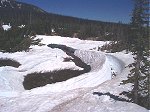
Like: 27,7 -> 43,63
0,0 -> 129,40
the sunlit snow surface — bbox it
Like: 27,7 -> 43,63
2,24 -> 11,31
0,36 -> 148,112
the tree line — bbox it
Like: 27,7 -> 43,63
0,0 -> 129,52
0,2 -> 129,40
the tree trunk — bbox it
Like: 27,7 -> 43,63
133,53 -> 141,104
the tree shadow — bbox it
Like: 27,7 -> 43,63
93,92 -> 130,102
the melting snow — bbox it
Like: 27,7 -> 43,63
0,35 -> 148,112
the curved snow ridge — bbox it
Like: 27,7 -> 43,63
106,54 -> 125,75
26,50 -> 112,93
74,50 -> 106,72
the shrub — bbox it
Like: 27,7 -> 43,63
0,27 -> 41,52
0,58 -> 21,68
99,41 -> 128,53
23,69 -> 85,90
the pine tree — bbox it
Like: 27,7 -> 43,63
123,0 -> 150,109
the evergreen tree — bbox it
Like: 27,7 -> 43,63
123,0 -> 149,109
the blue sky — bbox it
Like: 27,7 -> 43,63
17,0 -> 133,23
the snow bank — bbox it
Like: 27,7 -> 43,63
106,54 -> 125,75
74,50 -> 106,71
0,67 -> 24,91
18,25 -> 25,28
2,24 -> 11,31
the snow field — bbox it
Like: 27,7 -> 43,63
0,35 -> 147,112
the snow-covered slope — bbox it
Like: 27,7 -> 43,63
0,35 -> 148,112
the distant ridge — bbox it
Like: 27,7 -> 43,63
0,0 -> 128,40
